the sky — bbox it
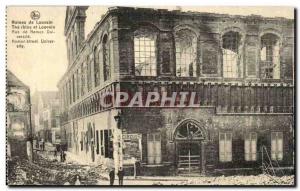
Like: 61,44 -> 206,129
6,6 -> 294,93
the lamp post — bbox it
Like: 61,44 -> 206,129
114,111 -> 121,129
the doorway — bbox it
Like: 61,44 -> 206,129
177,141 -> 201,174
174,119 -> 207,175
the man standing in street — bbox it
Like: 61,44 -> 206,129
117,167 -> 124,185
109,168 -> 115,186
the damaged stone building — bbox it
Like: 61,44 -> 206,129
57,6 -> 294,176
7,70 -> 33,161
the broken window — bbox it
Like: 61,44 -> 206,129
245,132 -> 257,161
219,132 -> 232,162
87,60 -> 92,92
94,46 -> 100,86
76,69 -> 80,99
147,133 -> 161,164
103,35 -> 110,81
271,132 -> 283,161
222,31 -> 241,78
73,74 -> 76,102
134,27 -> 157,76
175,29 -> 197,77
81,63 -> 86,96
260,33 -> 280,79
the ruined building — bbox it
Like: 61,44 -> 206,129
7,70 -> 33,161
57,6 -> 294,175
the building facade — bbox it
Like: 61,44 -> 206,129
58,7 -> 294,175
7,70 -> 33,161
32,91 -> 61,144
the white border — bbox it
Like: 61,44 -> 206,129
1,0 -> 298,190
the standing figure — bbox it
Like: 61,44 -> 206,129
109,168 -> 115,186
74,175 -> 81,185
63,151 -> 66,162
117,167 -> 124,186
60,149 -> 64,162
54,147 -> 57,158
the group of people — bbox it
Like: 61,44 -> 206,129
109,167 -> 124,186
54,146 -> 66,162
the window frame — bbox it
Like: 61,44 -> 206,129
221,31 -> 242,79
133,27 -> 158,77
102,34 -> 111,81
147,133 -> 162,164
219,132 -> 232,162
93,46 -> 100,86
245,132 -> 257,161
271,131 -> 283,161
175,29 -> 198,77
260,33 -> 281,80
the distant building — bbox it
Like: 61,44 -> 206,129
31,91 -> 61,144
7,70 -> 32,161
58,6 -> 294,175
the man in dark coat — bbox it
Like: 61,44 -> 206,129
117,167 -> 124,185
109,168 -> 115,186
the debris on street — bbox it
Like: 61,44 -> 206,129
7,152 -> 108,185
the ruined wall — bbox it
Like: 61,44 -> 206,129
115,8 -> 294,82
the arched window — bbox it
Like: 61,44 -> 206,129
222,31 -> 241,78
260,33 -> 280,79
174,120 -> 205,140
134,27 -> 157,76
87,59 -> 92,92
81,63 -> 86,96
175,29 -> 197,77
102,35 -> 110,81
94,46 -> 100,86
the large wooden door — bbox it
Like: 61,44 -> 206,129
177,141 -> 201,175
174,119 -> 207,175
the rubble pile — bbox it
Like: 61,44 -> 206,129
8,154 -> 294,186
7,157 -> 55,185
7,153 -> 108,185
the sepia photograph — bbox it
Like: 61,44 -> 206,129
6,5 -> 295,186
